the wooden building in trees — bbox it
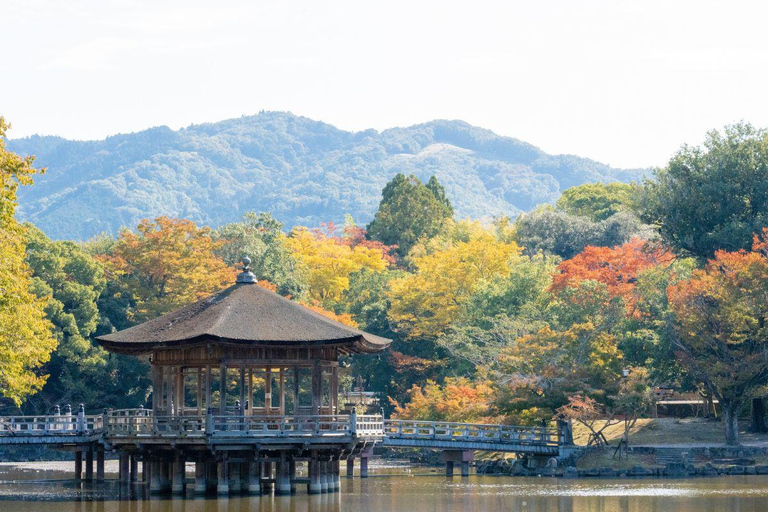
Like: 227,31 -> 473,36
96,257 -> 391,495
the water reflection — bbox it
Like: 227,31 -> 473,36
1,462 -> 768,512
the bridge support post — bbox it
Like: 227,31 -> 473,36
160,461 -> 172,493
248,461 -> 261,494
96,449 -> 105,482
360,456 -> 369,478
442,450 -> 473,478
229,461 -> 241,494
74,451 -> 83,482
239,462 -> 249,493
320,460 -> 329,493
118,453 -> 129,484
346,457 -> 354,478
206,460 -> 218,492
333,459 -> 340,492
150,460 -> 163,494
261,461 -> 273,493
85,449 -> 94,482
217,460 -> 229,495
130,456 -> 138,483
276,452 -> 291,495
194,462 -> 206,494
308,456 -> 321,494
289,457 -> 297,494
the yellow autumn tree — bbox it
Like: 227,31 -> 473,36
388,226 -> 521,338
285,227 -> 387,302
0,117 -> 57,404
101,217 -> 235,321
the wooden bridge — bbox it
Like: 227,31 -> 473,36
0,410 -> 563,455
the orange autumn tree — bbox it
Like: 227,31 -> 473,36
551,238 -> 673,313
101,216 -> 235,321
668,228 -> 768,446
391,377 -> 495,423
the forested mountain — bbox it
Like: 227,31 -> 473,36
8,112 -> 646,240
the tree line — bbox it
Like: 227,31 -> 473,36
2,118 -> 768,446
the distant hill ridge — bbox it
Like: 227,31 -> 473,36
7,112 -> 646,240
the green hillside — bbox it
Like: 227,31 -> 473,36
7,112 -> 646,240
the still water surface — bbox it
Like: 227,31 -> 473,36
1,460 -> 767,512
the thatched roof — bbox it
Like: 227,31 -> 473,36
96,282 -> 392,355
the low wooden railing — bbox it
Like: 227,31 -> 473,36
383,419 -> 560,446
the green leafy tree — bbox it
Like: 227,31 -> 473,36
367,174 -> 454,257
640,122 -> 768,260
514,207 -> 650,260
557,182 -> 637,222
0,118 -> 56,406
214,212 -> 307,297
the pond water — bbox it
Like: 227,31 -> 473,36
1,460 -> 768,512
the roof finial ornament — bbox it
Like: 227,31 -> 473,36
236,255 -> 257,284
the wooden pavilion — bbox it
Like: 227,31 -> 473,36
96,257 -> 391,496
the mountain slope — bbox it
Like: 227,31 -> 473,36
7,112 -> 647,240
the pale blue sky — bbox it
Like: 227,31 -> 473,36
2,0 -> 767,168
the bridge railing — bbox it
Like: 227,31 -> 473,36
383,419 -> 560,446
0,414 -> 102,435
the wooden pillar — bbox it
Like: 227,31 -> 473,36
239,366 -> 246,415
289,458 -> 297,494
84,449 -> 94,482
119,453 -> 129,483
308,455 -> 321,494
293,366 -> 300,415
265,367 -> 272,414
151,364 -> 162,413
247,368 -> 253,416
217,459 -> 229,495
330,366 -> 338,415
197,367 -> 203,416
206,460 -> 218,491
219,363 -> 227,415
360,456 -> 369,478
279,368 -> 286,415
346,457 -> 354,478
143,457 -> 149,482
229,462 -> 241,494
320,460 -> 329,493
461,461 -> 470,477
74,451 -> 83,482
175,366 -> 184,416
96,449 -> 105,481
194,462 -> 206,493
261,461 -> 273,492
445,461 -> 455,477
150,460 -> 163,494
160,461 -> 172,493
130,455 -> 138,482
248,460 -> 261,494
311,360 -> 321,415
205,365 -> 212,413
276,452 -> 291,495
333,459 -> 340,492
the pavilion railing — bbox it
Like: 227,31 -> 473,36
383,420 -> 560,446
104,409 -> 385,439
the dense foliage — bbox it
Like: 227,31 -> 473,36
4,121 -> 768,447
0,119 -> 56,405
